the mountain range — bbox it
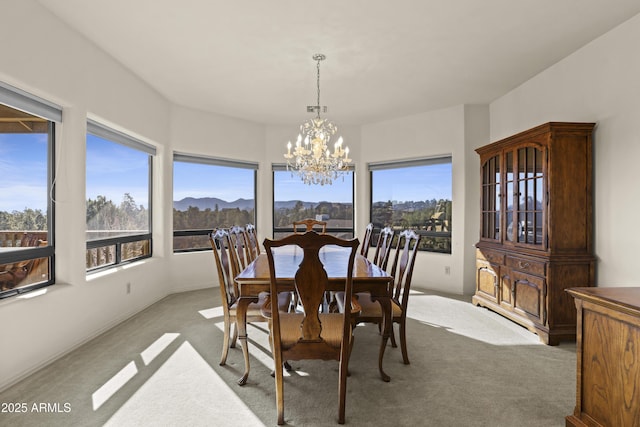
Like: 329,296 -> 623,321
173,197 -> 323,211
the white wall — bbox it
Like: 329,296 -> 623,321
0,1 -> 172,390
360,105 -> 488,295
167,105 -> 266,293
490,13 -> 640,287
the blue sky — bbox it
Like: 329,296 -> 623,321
372,163 -> 452,203
0,133 -> 49,212
275,163 -> 451,203
86,135 -> 150,208
2,133 -> 452,213
174,162 -> 255,202
274,170 -> 354,202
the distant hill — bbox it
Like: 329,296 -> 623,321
173,197 -> 327,211
273,200 -> 317,210
173,197 -> 255,211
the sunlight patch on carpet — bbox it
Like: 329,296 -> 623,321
140,333 -> 180,365
198,306 -> 223,319
103,341 -> 265,426
92,361 -> 138,410
407,294 -> 541,346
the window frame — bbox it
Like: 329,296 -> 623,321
85,120 -> 155,272
0,82 -> 60,299
172,153 -> 258,253
272,164 -> 355,238
369,156 -> 452,253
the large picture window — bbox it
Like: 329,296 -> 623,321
370,157 -> 452,253
86,120 -> 154,271
273,166 -> 354,239
173,154 -> 257,252
0,82 -> 59,298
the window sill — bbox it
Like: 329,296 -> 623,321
0,282 -> 72,308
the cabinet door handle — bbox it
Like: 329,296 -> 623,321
518,261 -> 530,269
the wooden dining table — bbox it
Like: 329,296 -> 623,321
234,244 -> 394,385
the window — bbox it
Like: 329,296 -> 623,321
173,153 -> 257,252
273,166 -> 354,239
370,157 -> 452,253
86,120 -> 155,271
0,82 -> 59,298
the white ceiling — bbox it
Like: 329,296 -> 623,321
37,0 -> 640,125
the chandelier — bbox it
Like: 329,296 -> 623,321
284,54 -> 351,185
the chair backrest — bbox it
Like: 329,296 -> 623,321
209,229 -> 241,309
20,233 -> 41,248
245,223 -> 260,261
372,226 -> 394,271
10,233 -> 47,274
263,231 -> 359,354
388,229 -> 421,311
359,223 -> 374,257
228,225 -> 251,269
293,218 -> 327,234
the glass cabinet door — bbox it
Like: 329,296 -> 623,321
505,151 -> 514,242
515,146 -> 544,246
480,155 -> 500,241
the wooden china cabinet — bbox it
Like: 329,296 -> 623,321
472,122 -> 595,345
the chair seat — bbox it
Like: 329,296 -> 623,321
334,292 -> 402,319
356,293 -> 402,319
232,291 -> 290,318
278,313 -> 345,349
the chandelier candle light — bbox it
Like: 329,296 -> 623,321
285,54 -> 352,185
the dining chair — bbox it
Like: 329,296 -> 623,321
336,229 -> 421,365
3,233 -> 46,289
292,218 -> 327,234
343,226 -> 393,317
262,231 -> 360,425
359,223 -> 374,258
372,226 -> 394,271
209,229 -> 290,366
245,223 -> 260,261
228,225 -> 252,269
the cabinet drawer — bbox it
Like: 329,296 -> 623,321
477,249 -> 504,265
506,256 -> 545,276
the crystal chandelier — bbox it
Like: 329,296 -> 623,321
284,54 -> 352,185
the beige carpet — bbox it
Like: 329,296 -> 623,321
0,288 -> 576,426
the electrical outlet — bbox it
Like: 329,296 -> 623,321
126,282 -> 131,294
444,266 -> 451,275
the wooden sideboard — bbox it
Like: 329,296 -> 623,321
566,287 -> 640,427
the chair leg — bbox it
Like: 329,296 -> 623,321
346,330 -> 356,377
230,320 -> 238,348
267,323 -> 292,375
338,345 -> 350,424
399,319 -> 410,364
389,320 -> 398,348
220,317 -> 231,366
273,350 -> 285,425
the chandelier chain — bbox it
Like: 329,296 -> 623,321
316,57 -> 321,118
